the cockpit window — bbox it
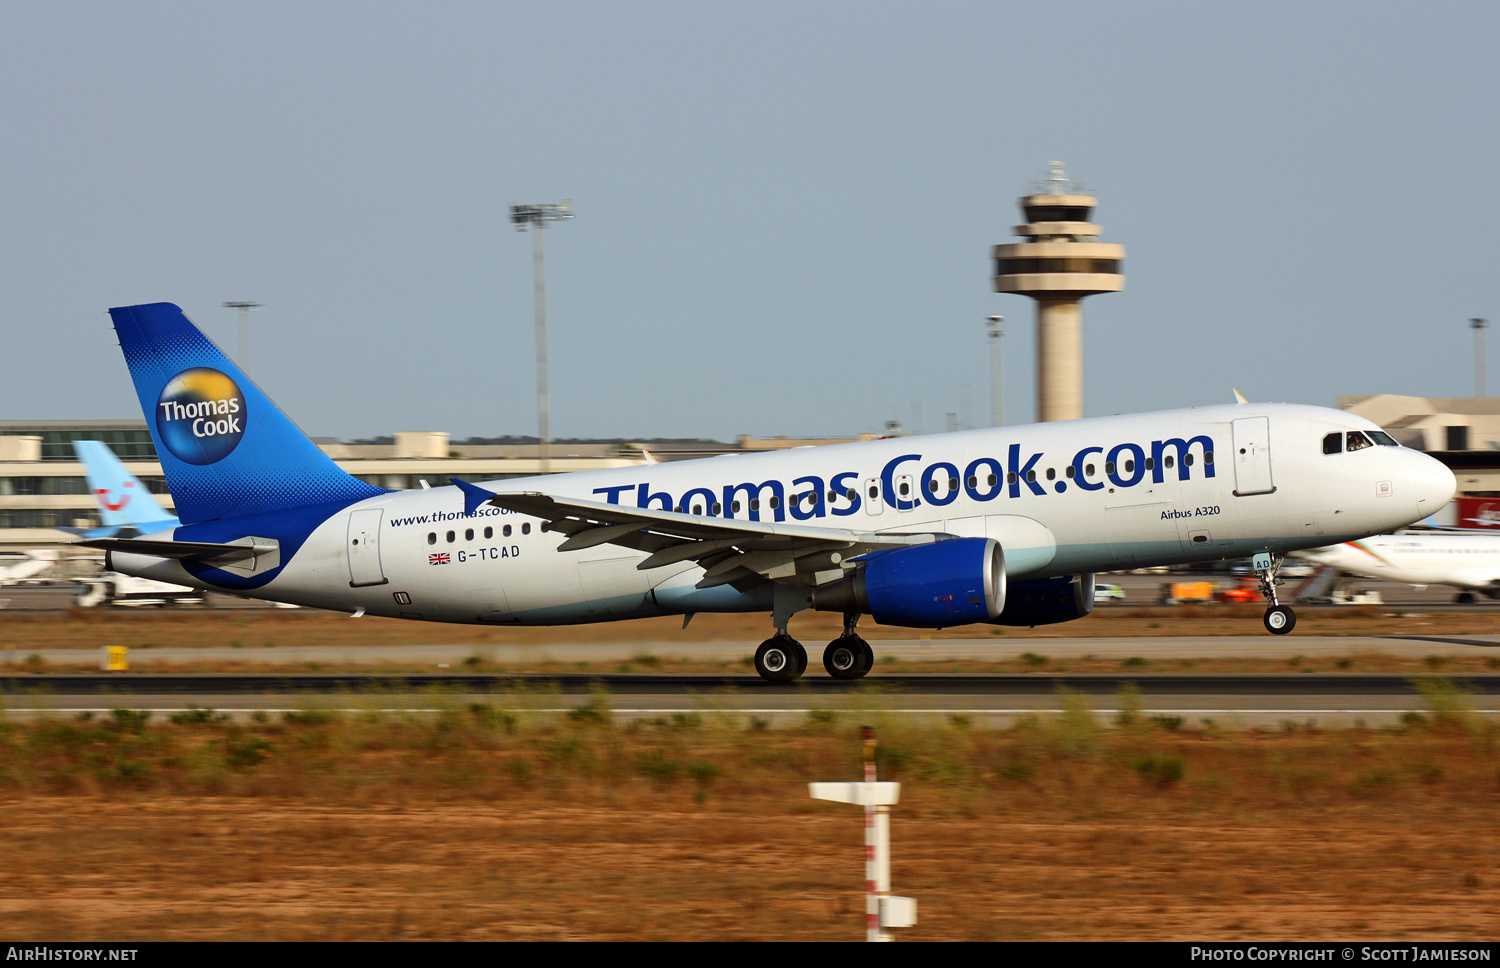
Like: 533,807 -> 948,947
1346,430 -> 1373,452
1322,432 -> 1342,455
1369,430 -> 1399,446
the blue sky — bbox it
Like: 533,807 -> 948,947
2,1 -> 1496,440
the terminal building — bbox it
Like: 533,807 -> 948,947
0,421 -> 890,553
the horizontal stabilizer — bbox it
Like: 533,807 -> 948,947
76,536 -> 278,564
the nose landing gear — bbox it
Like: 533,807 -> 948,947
1253,551 -> 1297,635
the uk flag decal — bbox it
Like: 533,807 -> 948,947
428,553 -> 451,565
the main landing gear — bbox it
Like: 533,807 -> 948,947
753,615 -> 874,683
754,632 -> 808,683
1252,551 -> 1297,635
823,615 -> 874,681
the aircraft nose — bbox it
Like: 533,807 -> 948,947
1408,451 -> 1456,519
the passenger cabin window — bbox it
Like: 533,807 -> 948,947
1346,431 -> 1373,452
484,527 -> 493,539
1323,433 -> 1343,455
427,532 -> 436,545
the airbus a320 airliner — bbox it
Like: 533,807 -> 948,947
84,303 -> 1456,682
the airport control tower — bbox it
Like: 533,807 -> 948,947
993,162 -> 1124,422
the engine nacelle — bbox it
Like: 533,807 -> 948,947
812,537 -> 1005,628
992,573 -> 1095,627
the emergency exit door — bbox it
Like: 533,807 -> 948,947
1231,417 -> 1275,496
347,508 -> 389,587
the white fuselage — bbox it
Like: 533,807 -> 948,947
1296,533 -> 1500,593
114,403 -> 1455,626
0,549 -> 59,585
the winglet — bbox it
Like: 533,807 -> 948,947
451,478 -> 497,516
1233,388 -> 1248,405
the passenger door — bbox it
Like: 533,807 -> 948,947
346,508 -> 388,587
1231,416 -> 1275,496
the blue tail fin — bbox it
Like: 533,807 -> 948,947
108,302 -> 385,525
72,440 -> 180,531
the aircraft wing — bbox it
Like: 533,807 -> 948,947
463,483 -> 943,589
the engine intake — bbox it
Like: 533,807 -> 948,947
812,537 -> 1005,628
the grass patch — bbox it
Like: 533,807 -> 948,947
1132,753 -> 1185,787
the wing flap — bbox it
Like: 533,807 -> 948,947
476,487 -> 945,583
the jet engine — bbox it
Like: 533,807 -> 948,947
811,537 -> 1005,628
992,573 -> 1095,626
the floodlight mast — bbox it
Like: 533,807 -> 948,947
222,301 -> 262,371
511,201 -> 574,474
1472,318 -> 1489,397
988,315 -> 1004,426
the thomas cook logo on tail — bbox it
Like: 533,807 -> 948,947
155,367 -> 247,465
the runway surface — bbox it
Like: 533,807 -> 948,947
7,671 -> 1498,727
9,633 -> 1500,667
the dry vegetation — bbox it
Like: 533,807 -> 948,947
1,684 -> 1498,940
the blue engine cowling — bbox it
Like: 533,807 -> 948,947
992,573 -> 1095,626
811,537 -> 1005,628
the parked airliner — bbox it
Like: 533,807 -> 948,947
83,303 -> 1456,681
0,549 -> 59,586
71,439 -> 180,538
1296,532 -> 1500,603
69,440 -> 200,607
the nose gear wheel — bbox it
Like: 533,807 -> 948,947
1252,552 -> 1297,636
